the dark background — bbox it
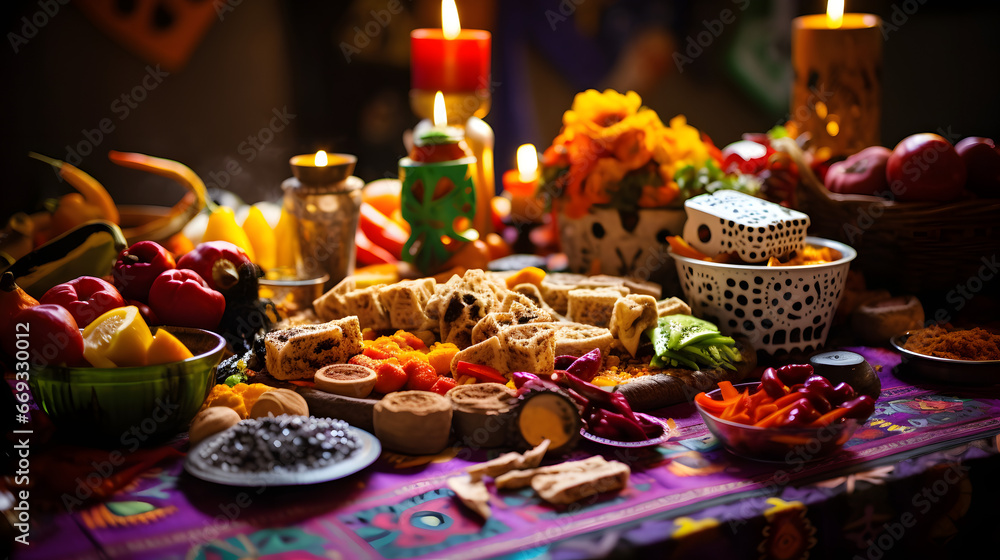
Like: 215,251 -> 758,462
1,0 -> 998,224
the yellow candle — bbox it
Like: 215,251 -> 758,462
791,2 -> 882,157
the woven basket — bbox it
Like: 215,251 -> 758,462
773,138 -> 1000,296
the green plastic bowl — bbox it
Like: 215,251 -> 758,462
28,326 -> 226,447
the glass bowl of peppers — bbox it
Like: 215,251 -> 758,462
694,364 -> 876,462
28,326 -> 226,446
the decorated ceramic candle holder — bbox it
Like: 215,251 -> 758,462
399,151 -> 478,275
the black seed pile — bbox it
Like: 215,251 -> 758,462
197,415 -> 361,473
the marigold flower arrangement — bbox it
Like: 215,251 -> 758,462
540,89 -> 758,219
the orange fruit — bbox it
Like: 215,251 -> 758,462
362,179 -> 402,217
82,306 -> 154,367
146,329 -> 194,365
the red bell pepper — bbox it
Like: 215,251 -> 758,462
359,203 -> 408,260
176,241 -> 251,292
112,241 -> 176,302
148,269 -> 225,330
40,276 -> 126,328
455,361 -> 507,384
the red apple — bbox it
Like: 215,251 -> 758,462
955,137 -> 1000,197
886,133 -> 966,202
824,146 -> 891,196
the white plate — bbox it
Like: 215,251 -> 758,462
184,426 -> 381,486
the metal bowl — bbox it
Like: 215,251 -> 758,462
890,332 -> 1000,386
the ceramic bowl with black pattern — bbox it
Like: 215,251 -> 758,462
672,237 -> 856,356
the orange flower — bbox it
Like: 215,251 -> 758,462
542,89 -> 717,214
562,89 -> 643,138
638,182 -> 679,208
612,128 -> 652,171
584,158 -> 626,205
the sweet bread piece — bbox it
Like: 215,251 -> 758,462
446,475 -> 492,519
499,324 -> 556,375
507,299 -> 552,324
610,294 -> 659,356
377,278 -> 436,331
312,277 -> 356,322
465,439 -> 550,480
313,278 -> 390,330
470,312 -> 514,345
425,270 -> 502,347
531,460 -> 630,505
566,288 -> 626,328
507,283 -> 547,309
344,286 -> 391,330
546,322 -> 615,358
373,391 -> 453,455
265,316 -> 364,380
471,300 -> 552,345
656,297 -> 692,317
450,336 -> 506,376
494,455 -> 608,489
539,273 -> 589,315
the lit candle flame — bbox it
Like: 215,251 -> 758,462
433,91 -> 448,127
442,0 -> 461,39
826,0 -> 844,28
516,144 -> 538,183
315,150 -> 328,166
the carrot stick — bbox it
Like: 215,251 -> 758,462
755,401 -> 801,428
695,392 -> 733,414
773,391 -> 805,409
666,236 -> 712,260
718,381 -> 739,401
728,412 -> 752,425
810,407 -> 849,427
752,403 -> 778,423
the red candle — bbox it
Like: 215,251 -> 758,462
502,144 -> 539,197
503,144 -> 544,224
410,1 -> 490,93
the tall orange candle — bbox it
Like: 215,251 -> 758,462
791,1 -> 882,158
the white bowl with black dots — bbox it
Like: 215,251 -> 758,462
671,237 -> 856,356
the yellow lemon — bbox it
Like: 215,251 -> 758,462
146,329 -> 194,365
82,306 -> 154,367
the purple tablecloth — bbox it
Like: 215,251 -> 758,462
12,347 -> 1000,559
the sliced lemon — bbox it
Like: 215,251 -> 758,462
146,329 -> 194,365
82,306 -> 154,368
